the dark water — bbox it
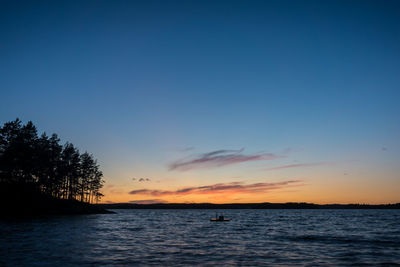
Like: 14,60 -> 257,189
1,209 -> 400,266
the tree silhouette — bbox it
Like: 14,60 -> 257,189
0,119 -> 104,203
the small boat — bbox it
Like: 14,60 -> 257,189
210,213 -> 230,222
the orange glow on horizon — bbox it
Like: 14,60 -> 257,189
101,180 -> 400,205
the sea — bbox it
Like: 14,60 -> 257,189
1,209 -> 400,266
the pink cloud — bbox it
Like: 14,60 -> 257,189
169,149 -> 284,171
264,162 -> 330,171
129,180 -> 303,197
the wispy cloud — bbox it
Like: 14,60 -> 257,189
133,177 -> 151,182
169,149 -> 284,171
129,180 -> 303,196
264,162 -> 330,171
129,199 -> 168,204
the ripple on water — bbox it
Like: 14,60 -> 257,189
1,209 -> 400,266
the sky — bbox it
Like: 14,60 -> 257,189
1,0 -> 399,204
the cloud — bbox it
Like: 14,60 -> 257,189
133,178 -> 151,182
129,180 -> 303,197
169,149 -> 284,171
264,162 -> 330,171
129,199 -> 168,204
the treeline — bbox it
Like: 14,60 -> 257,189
0,119 -> 104,203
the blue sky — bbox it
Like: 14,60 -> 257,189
1,0 -> 399,203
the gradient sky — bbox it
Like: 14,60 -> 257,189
1,0 -> 399,204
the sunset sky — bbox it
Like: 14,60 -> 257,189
1,0 -> 399,204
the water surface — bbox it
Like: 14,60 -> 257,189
1,209 -> 400,266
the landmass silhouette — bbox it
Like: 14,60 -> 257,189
0,119 -> 111,218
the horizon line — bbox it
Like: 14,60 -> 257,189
100,201 -> 400,206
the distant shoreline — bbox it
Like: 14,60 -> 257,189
97,202 -> 400,210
